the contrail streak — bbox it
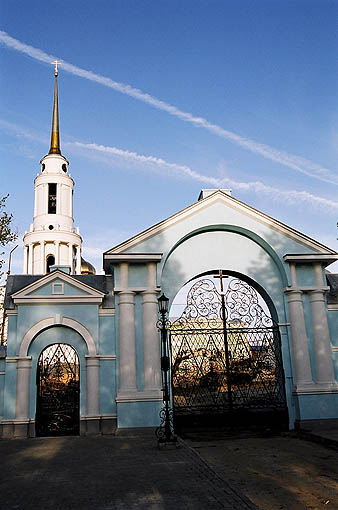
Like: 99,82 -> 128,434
72,141 -> 338,213
1,30 -> 338,186
1,117 -> 337,213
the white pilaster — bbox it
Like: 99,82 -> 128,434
55,241 -> 60,265
86,356 -> 100,416
15,358 -> 32,420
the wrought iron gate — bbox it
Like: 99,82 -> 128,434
169,277 -> 287,423
36,343 -> 80,436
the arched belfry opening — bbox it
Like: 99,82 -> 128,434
169,270 -> 287,430
46,255 -> 55,273
35,343 -> 80,436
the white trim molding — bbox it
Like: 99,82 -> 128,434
104,191 -> 337,256
12,269 -> 105,305
19,317 -> 97,357
284,254 -> 338,265
6,310 -> 18,316
98,308 -> 115,316
104,253 -> 162,263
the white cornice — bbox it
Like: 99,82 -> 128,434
104,253 -> 163,263
6,310 -> 18,316
104,190 -> 336,256
284,254 -> 338,264
13,296 -> 103,304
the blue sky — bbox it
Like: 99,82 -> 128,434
1,0 -> 338,279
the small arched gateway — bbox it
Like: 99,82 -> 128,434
1,271 -> 115,439
36,343 -> 80,436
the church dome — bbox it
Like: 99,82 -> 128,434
81,257 -> 96,275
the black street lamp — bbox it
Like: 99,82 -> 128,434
155,293 -> 177,447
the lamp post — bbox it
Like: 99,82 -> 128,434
156,293 -> 177,446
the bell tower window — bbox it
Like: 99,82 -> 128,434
46,255 -> 55,273
48,184 -> 57,214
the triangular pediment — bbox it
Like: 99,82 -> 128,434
104,190 -> 337,256
12,270 -> 105,304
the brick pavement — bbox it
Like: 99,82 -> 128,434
0,433 -> 257,510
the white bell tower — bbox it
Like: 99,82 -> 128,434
23,63 -> 82,275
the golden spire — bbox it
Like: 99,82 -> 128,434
49,61 -> 61,155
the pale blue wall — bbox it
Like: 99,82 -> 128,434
0,358 -> 5,417
9,304 -> 99,357
117,401 -> 162,428
30,279 -> 89,296
327,310 -> 338,381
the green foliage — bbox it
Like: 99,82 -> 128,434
0,195 -> 18,275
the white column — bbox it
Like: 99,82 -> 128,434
28,243 -> 33,274
309,264 -> 337,387
285,288 -> 313,389
23,245 -> 28,274
142,263 -> 161,393
309,290 -> 336,386
117,263 -> 137,395
86,356 -> 100,416
15,358 -> 32,420
40,242 -> 45,274
76,245 -> 81,275
68,243 -> 73,268
118,291 -> 137,394
55,241 -> 60,266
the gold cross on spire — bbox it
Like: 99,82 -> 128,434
51,60 -> 61,76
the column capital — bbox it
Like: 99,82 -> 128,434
284,287 -> 302,294
116,291 -> 136,306
308,287 -> 330,297
141,289 -> 160,300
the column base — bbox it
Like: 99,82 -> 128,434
293,381 -> 338,394
116,389 -> 162,402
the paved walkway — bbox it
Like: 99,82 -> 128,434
0,432 -> 257,510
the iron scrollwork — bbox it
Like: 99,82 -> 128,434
169,277 -> 286,417
36,343 -> 80,436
